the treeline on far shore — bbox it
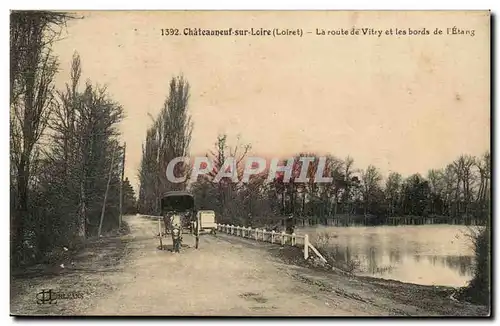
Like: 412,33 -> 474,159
256,213 -> 488,229
187,148 -> 490,229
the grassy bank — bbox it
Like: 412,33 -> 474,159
11,221 -> 130,279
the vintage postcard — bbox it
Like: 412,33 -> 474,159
10,10 -> 490,317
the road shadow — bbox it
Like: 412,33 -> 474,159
157,243 -> 191,252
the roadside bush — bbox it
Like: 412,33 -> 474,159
458,225 -> 490,306
312,231 -> 361,274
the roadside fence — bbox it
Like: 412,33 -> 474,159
216,223 -> 327,263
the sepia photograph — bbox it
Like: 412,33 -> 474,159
9,10 -> 491,317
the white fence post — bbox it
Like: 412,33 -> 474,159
281,231 -> 285,246
255,228 -> 258,240
291,233 -> 296,246
271,230 -> 275,243
304,234 -> 309,260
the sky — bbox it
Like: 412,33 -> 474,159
51,11 -> 490,192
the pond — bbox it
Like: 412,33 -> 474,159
296,225 -> 477,287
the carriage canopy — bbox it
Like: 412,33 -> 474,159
160,191 -> 195,214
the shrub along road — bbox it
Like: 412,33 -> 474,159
10,215 -> 489,316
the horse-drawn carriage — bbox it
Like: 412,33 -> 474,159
158,191 -> 217,252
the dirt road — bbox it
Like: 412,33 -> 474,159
10,215 -> 489,316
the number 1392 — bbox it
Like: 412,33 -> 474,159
161,28 -> 180,36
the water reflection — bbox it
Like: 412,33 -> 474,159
299,225 -> 475,287
389,248 -> 402,264
421,255 -> 473,277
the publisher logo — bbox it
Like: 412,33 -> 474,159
36,289 -> 84,305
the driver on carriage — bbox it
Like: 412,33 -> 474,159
163,210 -> 183,233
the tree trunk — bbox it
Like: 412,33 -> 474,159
334,193 -> 338,217
14,153 -> 30,262
302,191 -> 306,216
78,182 -> 86,240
